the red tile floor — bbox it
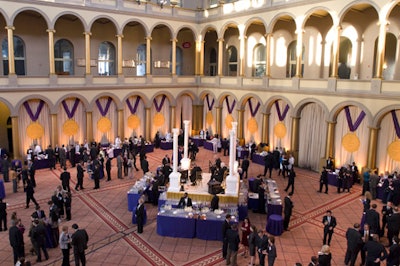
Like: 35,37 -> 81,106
0,147 -> 384,266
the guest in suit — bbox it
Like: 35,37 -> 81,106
60,167 -> 71,192
75,161 -> 85,190
265,236 -> 277,266
283,192 -> 293,231
60,145 -> 67,169
365,203 -> 380,234
326,156 -> 334,170
30,218 -> 49,262
135,197 -> 145,234
322,210 -> 336,246
241,156 -> 250,179
46,145 -> 55,169
210,194 -> 219,211
59,225 -> 71,266
105,155 -> 112,181
318,244 -> 332,266
257,230 -> 268,266
360,223 -> 374,265
177,192 -> 192,208
25,179 -> 39,209
9,219 -> 25,265
344,223 -> 363,266
92,161 -> 100,190
0,198 -> 7,231
32,205 -> 46,221
226,223 -> 240,266
71,223 -> 89,266
387,236 -> 400,266
284,168 -> 296,194
308,256 -> 318,266
319,166 -> 328,194
363,234 -> 387,265
140,155 -> 149,175
387,207 -> 400,245
381,201 -> 393,237
221,214 -> 232,259
248,225 -> 257,266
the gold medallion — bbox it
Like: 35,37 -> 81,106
225,114 -> 234,129
153,112 -> 165,127
63,119 -> 79,136
342,132 -> 360,152
388,140 -> 400,161
247,117 -> 258,133
127,114 -> 140,129
26,122 -> 44,139
206,111 -> 213,125
97,117 -> 112,133
274,122 -> 287,138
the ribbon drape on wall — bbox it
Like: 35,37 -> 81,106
124,96 -> 145,139
244,98 -> 262,143
58,98 -> 85,147
269,100 -> 291,150
203,95 -> 216,136
151,95 -> 170,138
92,97 -> 117,144
221,96 -> 237,138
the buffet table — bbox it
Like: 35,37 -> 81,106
203,141 -> 213,151
127,173 -> 155,211
33,159 -> 51,170
252,153 -> 265,165
160,141 -> 173,150
328,172 -> 353,188
190,137 -> 204,147
157,209 -> 196,238
0,180 -> 5,199
196,212 -> 226,241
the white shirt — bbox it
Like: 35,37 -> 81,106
34,145 -> 42,155
115,137 -> 121,148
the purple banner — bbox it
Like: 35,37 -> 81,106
248,99 -> 260,117
96,97 -> 112,116
274,101 -> 289,121
126,97 -> 141,114
23,100 -> 45,122
62,98 -> 80,119
344,106 -> 365,132
391,110 -> 400,138
153,95 -> 166,112
206,95 -> 215,111
225,97 -> 236,114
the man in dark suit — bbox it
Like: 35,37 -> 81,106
9,219 -> 25,265
76,161 -> 85,190
363,234 -> 387,265
365,203 -> 380,234
221,214 -> 232,259
141,155 -> 149,175
241,156 -> 250,179
322,210 -> 336,246
0,198 -> 7,231
387,236 -> 400,266
60,167 -> 71,192
177,192 -> 192,208
283,192 -> 293,231
71,223 -> 89,266
319,167 -> 329,194
345,223 -> 363,266
210,194 -> 219,210
326,156 -> 334,170
284,168 -> 296,194
225,223 -> 240,266
32,205 -> 46,221
60,145 -> 67,169
381,201 -> 393,237
387,207 -> 400,245
135,197 -> 145,234
360,223 -> 374,265
263,152 -> 274,178
45,145 -> 55,169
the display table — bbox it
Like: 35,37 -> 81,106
160,141 -> 173,150
190,137 -> 204,147
248,192 -> 259,211
236,148 -> 249,160
203,141 -> 213,151
157,210 -> 196,238
252,153 -> 265,165
127,191 -> 141,212
377,186 -> 384,200
34,159 -> 51,170
196,213 -> 225,241
328,172 -> 353,188
266,214 -> 284,236
238,205 -> 248,221
131,206 -> 147,225
248,177 -> 256,192
0,180 -> 5,199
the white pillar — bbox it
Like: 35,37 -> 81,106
180,120 -> 191,170
168,128 -> 181,192
226,122 -> 238,195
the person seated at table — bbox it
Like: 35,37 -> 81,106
326,156 -> 334,171
177,192 -> 192,208
190,163 -> 202,186
210,194 -> 219,210
212,165 -> 225,183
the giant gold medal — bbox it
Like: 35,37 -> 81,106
27,122 -> 44,139
63,119 -> 79,136
127,114 -> 140,129
206,111 -> 213,125
342,132 -> 360,152
153,112 -> 165,127
274,122 -> 287,138
225,114 -> 234,129
97,117 -> 112,133
247,117 -> 258,133
388,140 -> 400,161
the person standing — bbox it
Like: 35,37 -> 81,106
257,230 -> 268,266
59,225 -> 71,266
369,170 -> 380,200
116,154 -> 123,179
25,179 -> 39,209
64,192 -> 72,221
105,155 -> 112,181
263,152 -> 274,178
46,145 -> 55,170
284,169 -> 296,194
387,236 -> 400,266
387,207 -> 400,245
241,156 -> 250,179
318,245 -> 332,266
344,223 -> 363,266
30,219 -> 49,262
226,223 -> 240,266
240,217 -> 251,257
60,167 -> 71,192
93,162 -> 100,189
75,161 -> 85,190
283,192 -> 293,231
71,223 -> 89,266
0,198 -> 7,231
9,219 -> 24,265
222,214 -> 232,259
363,234 -> 387,265
322,210 -> 336,246
381,201 -> 393,237
319,167 -> 328,194
59,145 -> 67,169
141,155 -> 149,175
248,225 -> 257,266
365,204 -> 380,234
265,236 -> 277,266
135,197 -> 145,234
326,156 -> 334,170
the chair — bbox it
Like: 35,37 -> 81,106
196,171 -> 203,186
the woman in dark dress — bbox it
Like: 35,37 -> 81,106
318,245 -> 332,266
248,225 -> 257,266
240,217 -> 251,257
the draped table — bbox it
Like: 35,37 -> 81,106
266,214 -> 284,236
190,137 -> 204,147
157,209 -> 196,238
0,180 -> 5,199
196,212 -> 225,241
203,141 -> 213,151
251,153 -> 265,165
160,141 -> 173,150
327,172 -> 353,188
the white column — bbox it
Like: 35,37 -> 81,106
168,128 -> 181,192
226,122 -> 238,195
180,120 -> 191,170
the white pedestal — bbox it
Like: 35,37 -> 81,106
225,173 -> 239,195
168,171 -> 182,192
180,158 -> 191,171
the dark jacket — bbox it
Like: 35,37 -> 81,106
226,228 -> 240,251
71,229 -> 89,253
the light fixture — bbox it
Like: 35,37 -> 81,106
158,0 -> 167,8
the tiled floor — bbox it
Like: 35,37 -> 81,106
0,146 -> 384,266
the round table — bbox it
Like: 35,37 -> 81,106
266,214 -> 283,236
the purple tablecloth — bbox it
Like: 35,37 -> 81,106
127,192 -> 141,212
157,214 -> 196,238
34,159 -> 51,170
238,205 -> 248,221
190,138 -> 204,147
252,153 -> 265,165
0,180 -> 5,199
160,141 -> 173,150
196,218 -> 224,241
236,148 -> 249,160
266,214 -> 283,236
328,172 -> 353,188
267,203 -> 282,217
203,141 -> 213,151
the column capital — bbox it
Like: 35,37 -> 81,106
115,34 -> 124,38
83,31 -> 92,36
326,120 -> 337,125
217,38 -> 224,42
46,29 -> 56,33
5,25 -> 15,31
145,36 -> 152,41
170,38 -> 178,42
368,126 -> 380,131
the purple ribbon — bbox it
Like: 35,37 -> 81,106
225,98 -> 236,114
274,101 -> 289,121
153,95 -> 166,112
126,97 -> 141,114
248,99 -> 260,117
62,98 -> 80,119
96,97 -> 112,116
206,95 -> 215,111
344,106 -> 365,132
23,100 -> 44,121
391,110 -> 400,138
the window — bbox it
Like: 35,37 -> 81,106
227,46 -> 237,76
98,41 -> 115,76
136,44 -> 147,76
54,39 -> 74,75
170,47 -> 183,75
253,43 -> 266,77
2,36 -> 26,75
287,41 -> 303,77
209,48 -> 217,76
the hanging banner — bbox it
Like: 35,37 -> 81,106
247,99 -> 260,133
62,98 -> 80,136
274,101 -> 289,138
126,97 -> 141,129
341,106 -> 365,152
206,95 -> 215,126
24,100 -> 45,139
96,97 -> 113,133
225,97 -> 236,129
153,95 -> 166,127
388,110 -> 400,161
